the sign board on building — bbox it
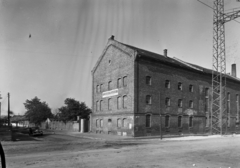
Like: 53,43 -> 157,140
102,89 -> 118,98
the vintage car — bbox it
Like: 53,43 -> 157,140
28,127 -> 43,136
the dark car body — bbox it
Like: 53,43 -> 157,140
29,127 -> 43,136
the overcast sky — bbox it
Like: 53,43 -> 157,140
1,0 -> 240,115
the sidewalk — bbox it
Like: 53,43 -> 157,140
43,129 -> 240,141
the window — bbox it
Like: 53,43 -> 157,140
100,84 -> 103,92
205,88 -> 209,112
123,76 -> 127,87
178,82 -> 182,90
117,119 -> 121,128
146,95 -> 152,105
123,118 -> 127,127
165,115 -> 170,127
178,99 -> 182,108
100,119 -> 103,128
117,97 -> 122,109
117,78 -> 122,88
123,95 -> 127,109
146,114 -> 151,128
108,98 -> 112,110
96,119 -> 99,127
96,101 -> 99,111
108,81 -> 112,90
236,94 -> 239,123
100,100 -> 103,111
146,76 -> 151,85
178,116 -> 182,128
189,85 -> 193,92
189,100 -> 193,108
165,97 -> 170,106
227,92 -> 231,127
189,116 -> 193,127
96,85 -> 100,93
165,80 -> 170,88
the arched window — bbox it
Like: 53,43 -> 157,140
123,118 -> 128,128
117,119 -> 121,128
96,119 -> 99,127
146,76 -> 152,85
165,80 -> 170,88
96,101 -> 99,111
100,100 -> 103,111
123,95 -> 127,109
117,97 -> 121,109
146,95 -> 152,104
123,76 -> 127,87
189,85 -> 193,92
165,97 -> 170,106
178,116 -> 182,128
178,99 -> 182,108
189,116 -> 193,128
146,114 -> 151,128
108,98 -> 112,110
189,100 -> 193,108
165,115 -> 170,128
117,78 -> 122,88
178,82 -> 182,90
100,119 -> 103,128
108,81 -> 112,90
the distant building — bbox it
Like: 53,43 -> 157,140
91,36 -> 240,137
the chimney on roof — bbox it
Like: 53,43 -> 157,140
110,35 -> 114,40
164,49 -> 167,57
232,63 -> 237,77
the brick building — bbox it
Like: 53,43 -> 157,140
91,36 -> 240,137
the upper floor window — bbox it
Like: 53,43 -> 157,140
117,78 -> 122,88
96,101 -> 99,111
189,100 -> 193,108
123,76 -> 127,87
108,81 -> 112,90
178,99 -> 183,108
178,82 -> 182,90
146,114 -> 151,128
165,97 -> 170,106
96,85 -> 100,93
108,98 -> 112,110
117,96 -> 122,109
165,115 -> 170,128
123,118 -> 128,127
123,95 -> 128,109
117,119 -> 121,128
189,85 -> 193,92
165,80 -> 170,89
146,95 -> 152,105
227,92 -> 230,101
100,119 -> 103,128
100,100 -> 103,111
100,84 -> 103,92
146,76 -> 152,85
237,94 -> 239,102
96,119 -> 99,127
205,88 -> 209,97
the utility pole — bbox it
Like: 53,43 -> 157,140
211,0 -> 240,135
8,93 -> 10,127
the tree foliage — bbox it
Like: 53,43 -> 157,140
24,97 -> 53,125
57,98 -> 91,122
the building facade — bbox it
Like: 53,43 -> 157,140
91,36 -> 240,137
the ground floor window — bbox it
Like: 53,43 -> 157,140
100,119 -> 103,128
189,116 -> 193,127
117,119 -> 121,128
178,116 -> 182,128
165,115 -> 170,128
146,114 -> 151,128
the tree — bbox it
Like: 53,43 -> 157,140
24,97 -> 53,125
58,98 -> 91,122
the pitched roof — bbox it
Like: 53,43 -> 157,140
118,40 -> 240,83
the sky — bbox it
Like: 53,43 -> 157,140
0,0 -> 240,116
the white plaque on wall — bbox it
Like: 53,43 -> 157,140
102,89 -> 118,98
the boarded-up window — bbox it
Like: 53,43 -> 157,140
117,119 -> 121,128
123,95 -> 127,109
123,76 -> 127,87
117,97 -> 121,109
146,76 -> 151,85
146,114 -> 151,128
165,115 -> 170,127
146,95 -> 152,104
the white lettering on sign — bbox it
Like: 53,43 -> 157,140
102,89 -> 118,98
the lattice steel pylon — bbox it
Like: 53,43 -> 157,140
211,0 -> 240,135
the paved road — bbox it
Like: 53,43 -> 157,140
2,130 -> 240,168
